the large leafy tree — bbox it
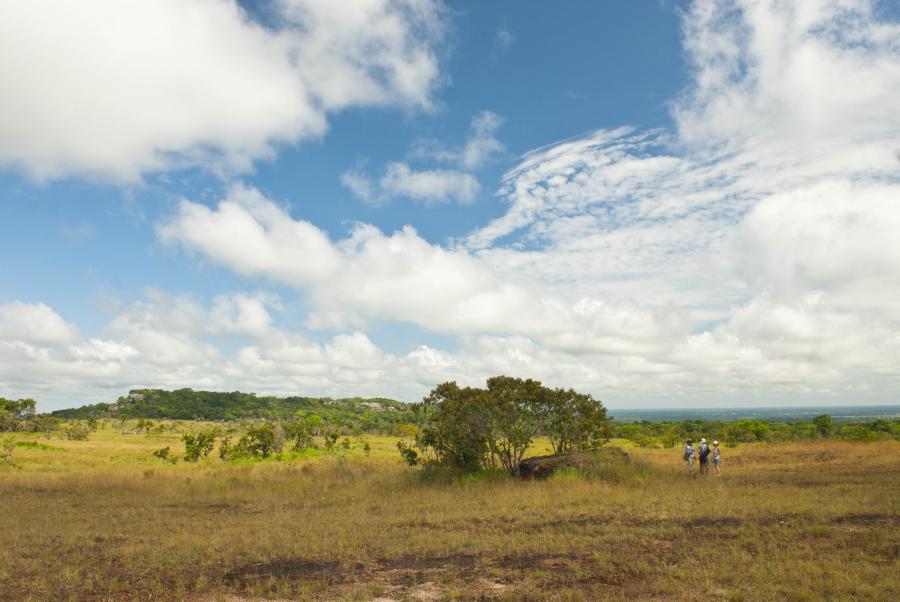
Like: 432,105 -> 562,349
416,382 -> 492,471
544,387 -> 611,454
484,376 -> 545,476
404,377 -> 611,475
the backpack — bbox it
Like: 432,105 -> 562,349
683,451 -> 690,461
699,444 -> 710,459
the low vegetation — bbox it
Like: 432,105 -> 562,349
1,387 -> 898,600
0,421 -> 896,601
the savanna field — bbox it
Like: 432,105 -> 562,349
1,424 -> 897,601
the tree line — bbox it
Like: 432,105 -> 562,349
613,414 -> 900,447
49,388 -> 415,431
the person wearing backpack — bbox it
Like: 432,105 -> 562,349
683,438 -> 695,474
698,438 -> 711,475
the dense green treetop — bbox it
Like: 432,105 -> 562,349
50,388 -> 415,431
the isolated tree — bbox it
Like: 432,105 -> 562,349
813,414 -> 833,438
405,377 -> 611,475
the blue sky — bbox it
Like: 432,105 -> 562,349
1,0 -> 899,410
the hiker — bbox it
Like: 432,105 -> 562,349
712,440 -> 721,476
698,438 -> 711,475
683,438 -> 695,474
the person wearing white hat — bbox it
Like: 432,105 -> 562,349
712,440 -> 721,476
698,438 -> 711,474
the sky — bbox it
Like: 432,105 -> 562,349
1,0 -> 899,411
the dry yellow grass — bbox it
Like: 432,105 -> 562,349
1,424 -> 897,601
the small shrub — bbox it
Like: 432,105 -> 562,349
152,447 -> 177,464
397,440 -> 420,466
219,436 -> 233,460
222,424 -> 279,460
632,434 -> 660,448
0,437 -> 15,465
62,422 -> 90,441
182,431 -> 215,462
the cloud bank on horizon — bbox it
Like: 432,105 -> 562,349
1,0 -> 899,409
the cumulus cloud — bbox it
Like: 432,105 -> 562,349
0,0 -> 446,182
0,296 -> 475,409
158,185 -> 683,347
0,302 -> 79,345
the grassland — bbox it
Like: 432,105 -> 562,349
1,423 -> 897,601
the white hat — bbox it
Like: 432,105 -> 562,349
713,440 -> 718,445
700,438 -> 707,443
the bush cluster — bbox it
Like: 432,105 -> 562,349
398,376 -> 611,476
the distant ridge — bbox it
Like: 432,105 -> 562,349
51,388 -> 416,430
609,405 -> 900,423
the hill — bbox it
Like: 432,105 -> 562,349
51,388 -> 415,431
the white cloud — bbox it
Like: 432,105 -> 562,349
340,168 -> 379,204
673,0 -> 900,150
409,110 -> 506,169
459,111 -> 505,170
379,162 -> 480,204
342,162 -> 479,205
158,186 -> 683,350
0,295 -> 454,409
342,110 -> 502,205
0,302 -> 79,345
0,0 -> 446,182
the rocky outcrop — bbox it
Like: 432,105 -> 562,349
518,447 -> 630,479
